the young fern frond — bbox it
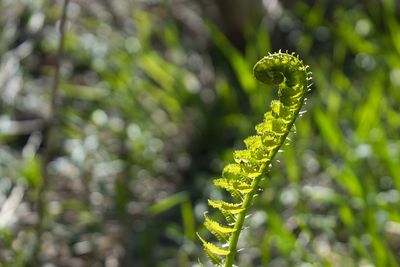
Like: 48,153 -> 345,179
198,51 -> 312,267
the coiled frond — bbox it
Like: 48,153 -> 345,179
198,51 -> 312,267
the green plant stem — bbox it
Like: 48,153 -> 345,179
224,172 -> 264,267
34,0 -> 69,264
224,95 -> 305,267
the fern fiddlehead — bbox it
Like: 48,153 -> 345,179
198,51 -> 312,267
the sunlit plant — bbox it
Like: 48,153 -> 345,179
198,51 -> 312,266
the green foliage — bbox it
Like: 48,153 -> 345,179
2,1 -> 400,266
199,52 -> 311,266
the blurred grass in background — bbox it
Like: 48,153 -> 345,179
0,0 -> 399,266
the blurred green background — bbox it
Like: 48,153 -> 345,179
0,0 -> 400,266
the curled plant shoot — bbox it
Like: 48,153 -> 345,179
198,51 -> 312,267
